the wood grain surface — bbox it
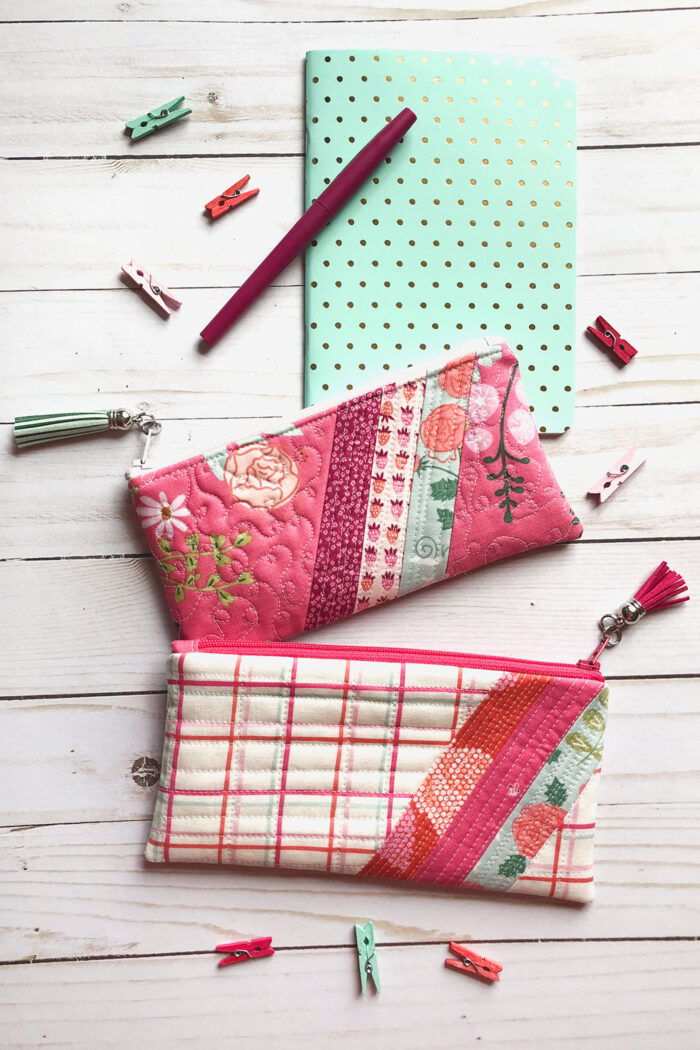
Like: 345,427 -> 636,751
1,2 -> 698,1047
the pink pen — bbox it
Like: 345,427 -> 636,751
200,107 -> 417,348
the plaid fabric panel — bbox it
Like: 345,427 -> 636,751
147,652 -> 499,872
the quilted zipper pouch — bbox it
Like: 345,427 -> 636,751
128,337 -> 582,642
147,640 -> 608,903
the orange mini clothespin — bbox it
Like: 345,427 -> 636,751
587,315 -> 637,365
215,936 -> 275,968
121,260 -> 182,317
587,447 -> 646,504
445,943 -> 502,983
205,175 -> 260,219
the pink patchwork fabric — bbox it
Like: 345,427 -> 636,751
128,338 -> 582,642
146,642 -> 608,903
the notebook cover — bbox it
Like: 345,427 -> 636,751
304,49 -> 576,433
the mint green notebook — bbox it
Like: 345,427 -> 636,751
304,49 -> 576,433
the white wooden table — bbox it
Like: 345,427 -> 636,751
2,2 -> 699,1046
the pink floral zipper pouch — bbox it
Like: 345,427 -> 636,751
147,639 -> 608,903
128,338 -> 582,642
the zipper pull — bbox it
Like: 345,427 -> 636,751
584,561 -> 689,668
14,407 -> 162,466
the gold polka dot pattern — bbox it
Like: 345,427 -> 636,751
304,49 -> 576,433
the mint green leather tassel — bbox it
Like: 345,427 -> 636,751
14,410 -> 161,466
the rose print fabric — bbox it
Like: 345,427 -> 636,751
128,338 -> 583,643
147,644 -> 608,903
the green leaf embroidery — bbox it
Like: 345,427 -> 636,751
233,531 -> 252,548
597,688 -> 609,710
547,749 -> 561,765
157,537 -> 171,554
214,551 -> 231,567
545,777 -> 567,808
174,584 -> 185,603
436,507 -> 454,531
236,572 -> 254,586
185,553 -> 197,572
206,573 -> 220,589
430,478 -> 458,502
217,589 -> 235,606
583,709 -> 606,734
482,362 -> 531,524
185,534 -> 199,552
155,532 -> 254,603
498,854 -> 527,878
565,731 -> 591,754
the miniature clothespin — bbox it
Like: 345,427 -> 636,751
445,943 -> 502,984
215,937 -> 275,969
205,175 -> 260,219
121,260 -> 182,317
355,921 -> 380,994
125,96 -> 191,141
587,315 -> 637,365
587,447 -> 646,503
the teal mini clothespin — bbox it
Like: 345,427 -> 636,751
125,96 -> 191,141
354,921 -> 380,994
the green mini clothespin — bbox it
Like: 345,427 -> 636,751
354,921 -> 380,994
125,96 -> 192,141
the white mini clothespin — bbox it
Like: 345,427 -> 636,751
121,260 -> 182,317
587,447 -> 645,503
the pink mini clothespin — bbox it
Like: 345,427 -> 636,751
586,315 -> 637,365
215,936 -> 275,968
587,447 -> 646,503
445,943 -> 502,983
121,260 -> 182,317
205,175 -> 260,219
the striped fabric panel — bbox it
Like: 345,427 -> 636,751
465,686 -> 608,893
413,676 -> 602,884
304,390 -> 383,630
397,354 -> 476,596
361,671 -> 551,879
353,379 -> 426,612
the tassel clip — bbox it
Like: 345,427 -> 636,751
587,562 -> 689,664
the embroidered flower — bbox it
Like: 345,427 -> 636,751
438,358 -> 474,400
136,491 -> 191,539
223,442 -> 299,509
467,383 -> 499,424
512,802 -> 566,858
420,404 -> 469,462
507,407 -> 536,445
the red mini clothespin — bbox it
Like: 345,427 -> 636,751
121,260 -> 182,317
587,447 -> 646,503
215,936 -> 275,968
586,315 -> 637,365
445,943 -> 502,983
205,175 -> 260,219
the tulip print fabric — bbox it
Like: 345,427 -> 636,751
147,643 -> 608,903
128,338 -> 582,642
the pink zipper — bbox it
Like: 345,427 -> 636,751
173,638 -> 603,683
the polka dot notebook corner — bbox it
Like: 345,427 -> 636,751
304,49 -> 577,434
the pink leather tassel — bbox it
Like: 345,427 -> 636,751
633,561 -> 689,613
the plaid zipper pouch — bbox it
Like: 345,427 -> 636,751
128,337 -> 582,643
147,639 -> 609,903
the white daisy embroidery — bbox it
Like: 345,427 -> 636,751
136,491 -> 191,539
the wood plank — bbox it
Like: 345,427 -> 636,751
2,941 -> 699,1049
3,401 -> 698,559
1,540 -> 698,696
2,148 -> 698,292
1,803 -> 699,959
1,13 -> 699,155
2,272 -> 698,423
2,676 -> 697,827
4,0 -> 697,23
